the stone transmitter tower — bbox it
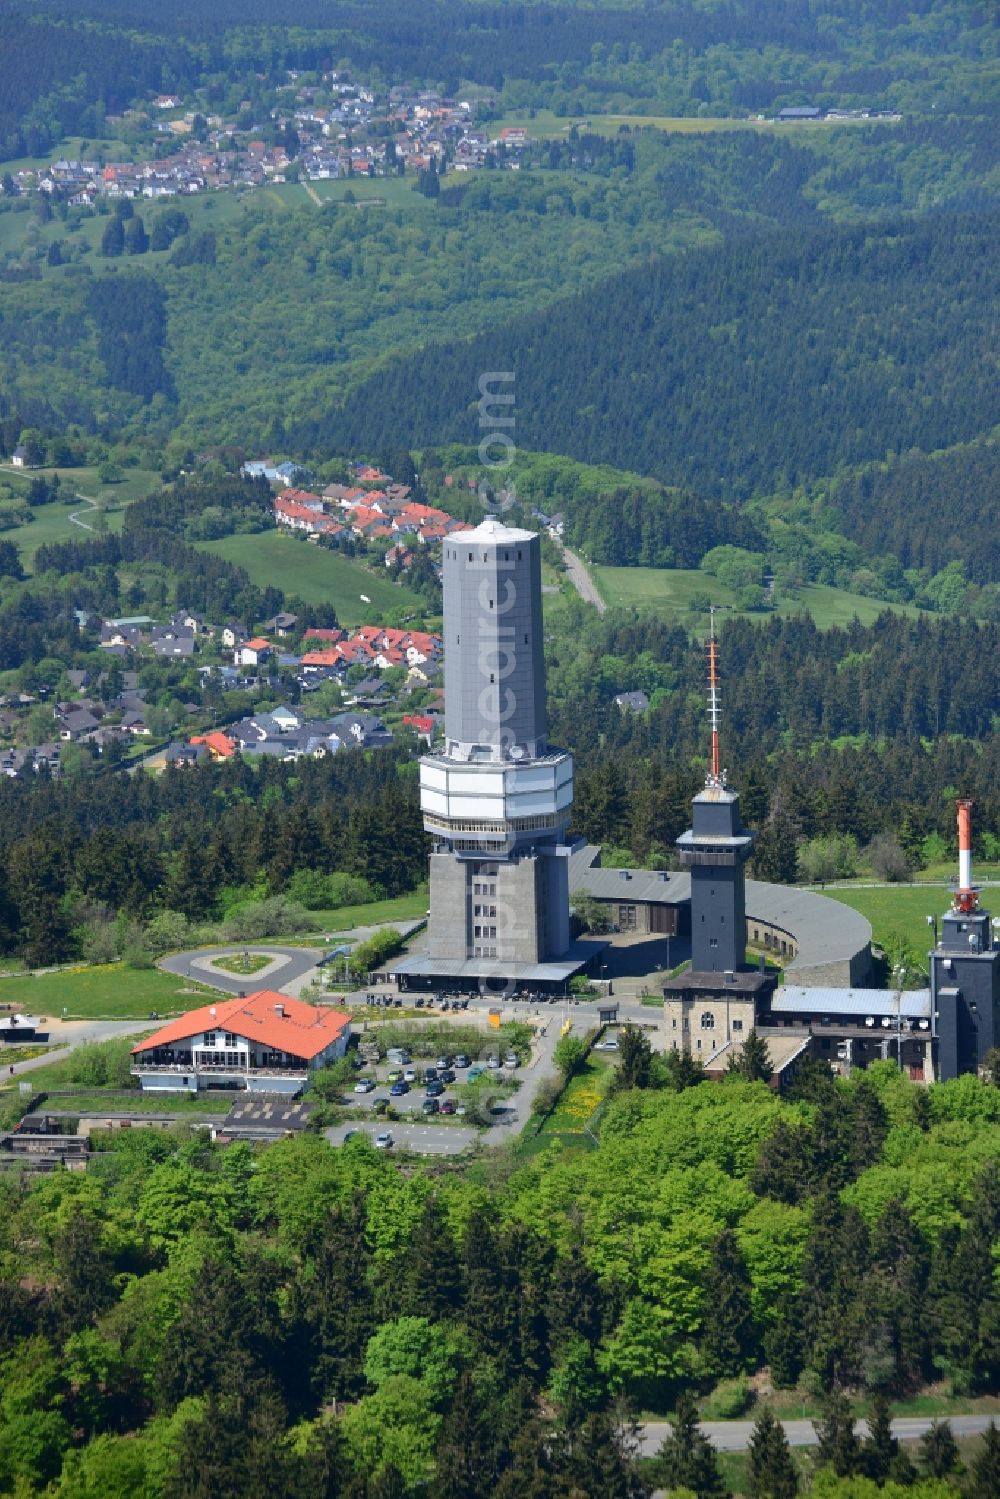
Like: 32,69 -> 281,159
417,517 -> 574,971
675,614 -> 754,974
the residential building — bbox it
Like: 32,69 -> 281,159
131,990 -> 352,1096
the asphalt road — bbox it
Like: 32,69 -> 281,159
159,945 -> 323,996
638,1413 -> 998,1456
326,1120 -> 477,1155
559,542 -> 607,614
4,1017 -> 160,1078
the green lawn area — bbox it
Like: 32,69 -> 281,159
199,531 -> 428,624
308,889 -> 429,934
592,565 -> 921,629
18,1083 -> 227,1116
306,176 -> 435,212
208,953 -> 272,976
0,465 -> 160,569
537,1052 -> 613,1139
822,885 -> 955,959
0,964 -> 212,1020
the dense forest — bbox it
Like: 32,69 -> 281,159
1,0 -> 996,162
2,1050 -> 1000,1495
329,211 -> 1000,502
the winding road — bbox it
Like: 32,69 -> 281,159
68,493 -> 99,531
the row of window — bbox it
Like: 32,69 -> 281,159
202,1031 -> 239,1048
473,904 -> 497,918
669,1015 -> 744,1033
473,945 -> 498,958
474,925 -> 497,939
472,883 -> 498,897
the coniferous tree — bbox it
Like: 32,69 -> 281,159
702,1229 -> 757,1378
967,1420 -> 1000,1499
919,1420 -> 961,1480
861,1393 -> 897,1483
100,215 -> 124,257
727,1029 -> 772,1083
656,1390 -> 730,1498
617,1024 -> 652,1090
815,1388 -> 863,1478
746,1405 -> 798,1499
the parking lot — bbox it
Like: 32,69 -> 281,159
326,1120 -> 478,1155
340,1053 -> 520,1121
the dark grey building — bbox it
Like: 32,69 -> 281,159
931,898 -> 1000,1080
396,517 -> 588,991
677,784 -> 754,974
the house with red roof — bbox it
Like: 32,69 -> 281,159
190,731 -> 236,760
131,991 -> 352,1096
304,627 -> 346,644
236,637 -> 272,666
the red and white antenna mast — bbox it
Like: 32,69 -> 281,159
707,606 -> 722,787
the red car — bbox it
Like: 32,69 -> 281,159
439,1099 -> 457,1116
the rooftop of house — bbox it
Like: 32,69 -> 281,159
132,991 -> 351,1060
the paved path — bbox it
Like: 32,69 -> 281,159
68,493 -> 98,531
159,945 -> 323,997
559,543 -> 606,614
2,1017 -> 161,1079
638,1413 -> 997,1456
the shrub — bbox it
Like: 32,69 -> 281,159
701,1375 -> 752,1420
223,896 -> 313,941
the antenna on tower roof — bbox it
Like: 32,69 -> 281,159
706,605 -> 723,788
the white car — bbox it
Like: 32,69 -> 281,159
504,1053 -> 519,1068
404,1068 -> 418,1083
374,1132 -> 394,1149
354,1078 -> 376,1093
598,1037 -> 620,1051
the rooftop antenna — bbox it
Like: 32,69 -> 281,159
706,605 -> 723,787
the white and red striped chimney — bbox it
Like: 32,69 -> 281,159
957,798 -> 974,905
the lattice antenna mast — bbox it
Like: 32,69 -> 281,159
707,605 -> 722,787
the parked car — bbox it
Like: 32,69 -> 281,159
486,1054 -> 501,1069
387,1069 -> 403,1083
436,1055 -> 452,1069
390,1081 -> 410,1096
454,1054 -> 470,1069
353,1078 -> 376,1093
403,1067 -> 417,1083
504,1053 -> 519,1068
439,1068 -> 456,1084
439,1099 -> 457,1116
467,1066 -> 484,1082
596,1037 -> 620,1051
374,1132 -> 394,1149
421,1098 -> 440,1115
424,1066 -> 438,1082
425,1081 -> 444,1098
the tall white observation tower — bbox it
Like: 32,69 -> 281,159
409,517 -> 575,978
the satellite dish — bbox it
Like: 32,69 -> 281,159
510,746 -> 525,761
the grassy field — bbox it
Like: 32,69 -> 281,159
822,885 -> 955,959
592,565 -> 921,629
0,465 -> 160,568
0,964 -> 211,1020
308,889 -> 429,933
199,531 -> 427,623
15,1083 -> 226,1116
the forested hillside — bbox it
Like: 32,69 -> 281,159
2,0 -> 996,161
330,211 -> 1000,501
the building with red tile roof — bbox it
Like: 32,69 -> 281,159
190,731 -> 237,760
131,991 -> 352,1097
